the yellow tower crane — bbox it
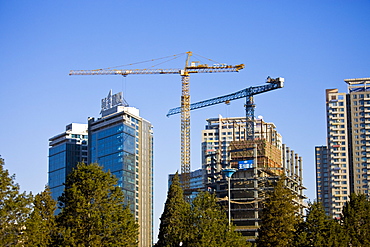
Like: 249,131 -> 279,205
69,52 -> 244,195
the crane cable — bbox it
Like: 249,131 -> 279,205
145,55 -> 183,69
192,52 -> 222,65
101,52 -> 186,70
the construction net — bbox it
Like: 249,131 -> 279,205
229,139 -> 282,171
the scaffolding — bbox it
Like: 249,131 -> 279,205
203,118 -> 306,242
229,139 -> 282,172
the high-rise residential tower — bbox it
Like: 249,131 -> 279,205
315,145 -> 331,215
48,123 -> 88,202
316,77 -> 370,218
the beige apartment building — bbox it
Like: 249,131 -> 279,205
316,78 -> 370,218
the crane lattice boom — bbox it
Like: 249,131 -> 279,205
167,77 -> 284,117
69,65 -> 244,76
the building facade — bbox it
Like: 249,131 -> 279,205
315,145 -> 331,215
316,78 -> 370,218
88,92 -> 153,247
48,123 -> 88,202
201,116 -> 283,184
168,168 -> 204,201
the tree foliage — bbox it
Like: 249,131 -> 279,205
24,186 -> 57,246
156,172 -> 191,247
5,154 -> 370,247
156,173 -> 246,247
294,201 -> 347,247
256,176 -> 300,247
55,162 -> 138,247
0,157 -> 33,246
341,193 -> 370,246
190,191 -> 246,247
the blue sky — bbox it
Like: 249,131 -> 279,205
1,0 -> 370,239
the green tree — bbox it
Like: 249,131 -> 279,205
256,176 -> 300,247
294,201 -> 348,247
24,186 -> 57,246
190,191 -> 247,247
55,162 -> 138,247
0,156 -> 33,246
325,218 -> 348,247
156,172 -> 191,247
341,193 -> 370,246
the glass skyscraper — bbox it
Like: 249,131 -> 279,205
88,92 -> 153,247
48,91 -> 153,247
89,121 -> 137,209
48,123 -> 88,202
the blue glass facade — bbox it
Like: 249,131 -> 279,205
90,123 -> 136,210
168,169 -> 204,201
48,138 -> 88,202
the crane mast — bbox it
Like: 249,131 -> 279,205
70,52 -> 244,196
181,52 -> 192,192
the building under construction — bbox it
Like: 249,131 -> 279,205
201,116 -> 306,241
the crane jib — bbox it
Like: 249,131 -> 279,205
166,77 -> 284,117
69,64 -> 244,76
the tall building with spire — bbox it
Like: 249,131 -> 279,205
316,77 -> 370,218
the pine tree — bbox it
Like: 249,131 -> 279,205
156,172 -> 191,247
294,201 -> 348,247
190,191 -> 246,247
325,218 -> 348,247
341,193 -> 370,246
24,186 -> 57,246
0,156 -> 33,246
55,162 -> 138,246
256,176 -> 300,247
